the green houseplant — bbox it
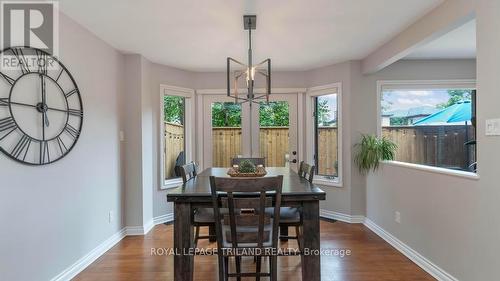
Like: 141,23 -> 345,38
354,134 -> 397,174
238,159 -> 257,173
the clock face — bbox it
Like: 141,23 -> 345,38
0,47 -> 83,165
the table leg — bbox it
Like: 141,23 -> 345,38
209,225 -> 216,242
280,225 -> 289,242
174,202 -> 194,281
301,201 -> 320,281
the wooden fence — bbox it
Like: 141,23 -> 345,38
212,127 -> 243,168
382,125 -> 475,169
164,123 -> 474,177
317,127 -> 338,176
164,122 -> 184,178
211,127 -> 339,174
259,127 -> 290,167
211,127 -> 291,167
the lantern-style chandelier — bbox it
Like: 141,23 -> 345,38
227,15 -> 271,104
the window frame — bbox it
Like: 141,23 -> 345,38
159,84 -> 195,189
376,79 -> 479,179
305,83 -> 342,187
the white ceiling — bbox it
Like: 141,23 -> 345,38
406,20 -> 476,60
59,0 -> 444,71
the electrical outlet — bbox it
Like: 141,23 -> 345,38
119,131 -> 125,141
395,211 -> 401,224
108,210 -> 114,223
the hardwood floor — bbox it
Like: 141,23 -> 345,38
74,220 -> 435,281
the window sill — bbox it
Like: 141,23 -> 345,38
313,177 -> 342,188
161,178 -> 183,190
381,160 -> 480,180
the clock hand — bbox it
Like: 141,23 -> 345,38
44,112 -> 50,127
8,101 -> 74,116
8,101 -> 37,109
41,75 -> 49,127
40,74 -> 46,141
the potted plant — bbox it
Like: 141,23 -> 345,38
354,134 -> 397,174
238,159 -> 257,173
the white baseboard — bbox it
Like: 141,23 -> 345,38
154,213 -> 174,225
125,225 -> 147,236
364,218 -> 458,281
320,210 -> 457,281
51,213 -> 174,281
50,228 -> 127,281
320,209 -> 364,223
52,212 -> 455,281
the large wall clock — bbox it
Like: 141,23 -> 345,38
0,47 -> 83,165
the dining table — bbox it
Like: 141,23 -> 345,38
166,167 -> 326,281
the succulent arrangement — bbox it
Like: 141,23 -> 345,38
238,159 -> 257,173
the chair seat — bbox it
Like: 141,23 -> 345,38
266,207 -> 300,223
221,220 -> 274,248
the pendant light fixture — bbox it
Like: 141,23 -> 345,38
227,15 -> 271,104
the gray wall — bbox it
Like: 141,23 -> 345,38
147,61 -> 194,217
363,59 -> 480,280
0,14 -> 125,280
148,61 -> 361,218
4,4 -> 495,280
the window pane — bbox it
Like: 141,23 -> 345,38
164,95 -> 185,180
211,102 -> 242,167
381,89 -> 476,172
259,101 -> 289,167
315,94 -> 338,178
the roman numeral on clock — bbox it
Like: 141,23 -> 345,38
0,117 -> 17,141
65,89 -> 79,98
35,49 -> 48,75
11,48 -> 30,74
12,134 -> 31,160
0,98 -> 9,107
64,124 -> 80,139
68,109 -> 83,117
56,137 -> 68,154
40,140 -> 50,164
0,117 -> 16,132
0,72 -> 15,85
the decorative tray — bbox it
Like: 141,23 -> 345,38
227,166 -> 267,177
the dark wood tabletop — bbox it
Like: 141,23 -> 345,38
167,167 -> 326,201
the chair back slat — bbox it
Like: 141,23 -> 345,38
231,157 -> 266,167
222,214 -> 271,226
220,197 -> 273,209
212,177 -> 279,192
298,161 -> 315,183
210,176 -> 283,251
180,162 -> 198,183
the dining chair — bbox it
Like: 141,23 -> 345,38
274,161 -> 314,252
231,157 -> 266,167
298,161 -> 315,183
210,176 -> 283,281
180,162 -> 216,247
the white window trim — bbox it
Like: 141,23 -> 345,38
376,79 -> 478,178
159,84 -> 195,190
305,82 -> 343,187
195,87 -> 307,170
